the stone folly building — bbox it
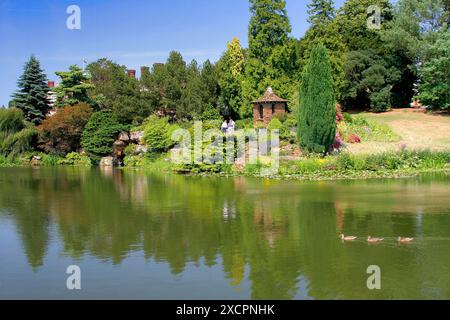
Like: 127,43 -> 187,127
252,87 -> 288,127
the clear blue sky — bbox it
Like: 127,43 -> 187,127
0,0 -> 346,106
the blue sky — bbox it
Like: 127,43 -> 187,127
0,0 -> 346,106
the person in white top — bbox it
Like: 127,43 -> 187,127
227,118 -> 235,134
221,120 -> 228,134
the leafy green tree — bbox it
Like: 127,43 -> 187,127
299,0 -> 346,99
341,50 -> 401,112
199,60 -> 220,112
163,51 -> 187,113
81,111 -> 125,160
382,0 -> 449,108
417,29 -> 450,110
336,0 -> 393,52
11,55 -> 51,125
244,0 -> 298,117
180,60 -> 203,119
298,45 -> 336,154
54,65 -> 94,108
88,59 -> 153,125
217,37 -> 246,119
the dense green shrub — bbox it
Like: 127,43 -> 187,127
0,108 -> 25,134
235,118 -> 253,130
81,111 -> 125,160
57,152 -> 92,166
143,116 -> 178,153
0,109 -> 37,158
268,118 -> 283,131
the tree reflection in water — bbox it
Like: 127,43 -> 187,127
0,168 -> 449,299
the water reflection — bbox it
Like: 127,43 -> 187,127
0,168 -> 449,299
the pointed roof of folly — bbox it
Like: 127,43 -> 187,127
252,87 -> 288,104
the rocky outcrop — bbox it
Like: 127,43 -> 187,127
130,131 -> 144,144
103,130 -> 147,167
99,157 -> 114,167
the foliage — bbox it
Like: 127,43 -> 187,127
244,0 -> 299,117
57,152 -> 92,166
143,116 -> 178,153
280,150 -> 450,176
341,50 -> 401,112
0,108 -> 37,158
217,37 -> 245,119
0,107 -> 25,134
37,103 -> 92,155
81,111 -> 125,159
235,118 -> 254,130
87,59 -> 152,125
54,65 -> 94,108
417,29 -> 450,110
0,127 -> 37,158
339,115 -> 400,142
11,55 -> 51,125
298,44 -> 336,154
299,0 -> 346,99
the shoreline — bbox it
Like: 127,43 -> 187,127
2,162 -> 448,182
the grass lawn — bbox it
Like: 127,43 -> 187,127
346,109 -> 450,155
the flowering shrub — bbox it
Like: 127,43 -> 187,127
347,133 -> 361,144
330,132 -> 345,153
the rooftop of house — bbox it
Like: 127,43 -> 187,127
252,87 -> 289,104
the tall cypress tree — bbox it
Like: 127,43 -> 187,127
298,44 -> 336,154
11,55 -> 51,125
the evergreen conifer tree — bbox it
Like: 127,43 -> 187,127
298,44 -> 336,154
11,55 -> 51,125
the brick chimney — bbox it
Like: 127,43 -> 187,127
48,81 -> 55,88
140,66 -> 149,77
127,69 -> 136,79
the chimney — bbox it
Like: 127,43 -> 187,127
127,69 -> 136,79
48,81 -> 55,88
140,66 -> 149,77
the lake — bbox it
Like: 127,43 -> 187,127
0,167 -> 449,300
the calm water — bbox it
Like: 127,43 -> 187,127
0,167 -> 449,300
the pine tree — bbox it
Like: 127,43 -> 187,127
248,0 -> 291,60
298,44 -> 336,154
54,65 -> 94,108
307,0 -> 335,27
11,55 -> 51,125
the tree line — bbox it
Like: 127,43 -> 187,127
2,0 -> 448,158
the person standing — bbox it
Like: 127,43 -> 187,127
227,118 -> 235,134
221,119 -> 229,134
